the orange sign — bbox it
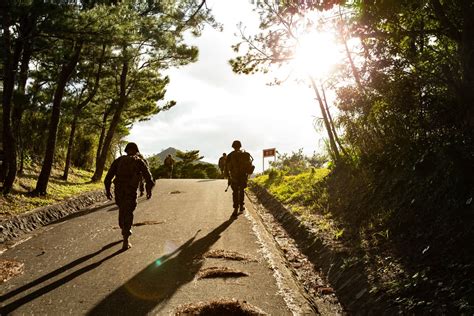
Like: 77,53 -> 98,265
263,148 -> 276,157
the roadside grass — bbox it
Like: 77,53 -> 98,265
252,163 -> 474,313
253,168 -> 329,205
251,168 -> 346,240
0,166 -> 102,217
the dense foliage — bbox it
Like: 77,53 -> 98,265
236,0 -> 474,313
1,0 -> 217,194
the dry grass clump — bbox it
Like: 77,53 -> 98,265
0,258 -> 24,283
197,266 -> 248,279
175,298 -> 268,315
203,249 -> 256,262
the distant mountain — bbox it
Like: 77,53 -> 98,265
148,147 -> 180,163
147,147 -> 216,166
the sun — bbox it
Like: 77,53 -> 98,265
292,30 -> 343,78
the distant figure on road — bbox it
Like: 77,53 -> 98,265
164,154 -> 175,179
218,153 -> 227,178
105,142 -> 154,250
225,140 -> 254,217
137,153 -> 148,197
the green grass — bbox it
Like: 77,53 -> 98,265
251,168 -> 345,240
0,166 -> 103,217
253,168 -> 329,206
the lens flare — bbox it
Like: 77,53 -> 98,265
123,240 -> 181,301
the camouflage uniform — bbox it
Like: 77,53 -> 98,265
105,152 -> 154,244
164,155 -> 175,179
218,153 -> 227,177
225,141 -> 249,216
137,153 -> 148,196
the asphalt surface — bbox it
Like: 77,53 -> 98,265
0,179 -> 314,315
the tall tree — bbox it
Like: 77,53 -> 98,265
1,0 -> 218,194
229,2 -> 343,160
91,0 -> 216,181
32,2 -> 126,194
175,150 -> 204,178
1,8 -> 21,194
62,44 -> 106,180
33,41 -> 83,195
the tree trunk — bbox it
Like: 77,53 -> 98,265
320,84 -> 349,157
34,42 -> 82,195
91,59 -> 129,182
95,112 -> 107,172
19,147 -> 25,175
14,37 -> 32,176
1,13 -> 22,194
343,33 -> 364,94
339,9 -> 365,94
62,112 -> 79,181
62,45 -> 105,181
308,75 -> 340,161
14,11 -> 36,176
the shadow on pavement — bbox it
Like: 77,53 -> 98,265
0,241 -> 123,314
87,217 -> 237,315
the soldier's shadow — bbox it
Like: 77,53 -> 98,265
0,241 -> 123,314
87,217 -> 237,315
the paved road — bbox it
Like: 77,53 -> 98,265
1,179 -> 314,315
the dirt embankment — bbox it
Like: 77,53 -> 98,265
0,190 -> 107,244
249,184 -> 399,315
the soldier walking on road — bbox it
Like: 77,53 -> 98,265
105,142 -> 155,250
225,140 -> 254,217
218,153 -> 227,178
137,153 -> 148,197
164,154 -> 175,179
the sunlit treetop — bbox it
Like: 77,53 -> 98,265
230,1 -> 349,81
277,0 -> 345,14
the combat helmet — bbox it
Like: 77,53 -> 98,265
124,142 -> 139,154
232,140 -> 242,149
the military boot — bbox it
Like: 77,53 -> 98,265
122,237 -> 132,250
231,208 -> 238,217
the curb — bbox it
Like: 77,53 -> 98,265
249,183 -> 397,314
0,190 -> 107,243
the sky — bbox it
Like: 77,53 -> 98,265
127,0 -> 329,172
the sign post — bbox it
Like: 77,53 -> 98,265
262,148 -> 276,172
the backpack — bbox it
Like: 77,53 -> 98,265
232,151 -> 255,176
115,155 -> 142,186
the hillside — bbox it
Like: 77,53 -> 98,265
147,147 -> 217,166
149,147 -> 180,163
